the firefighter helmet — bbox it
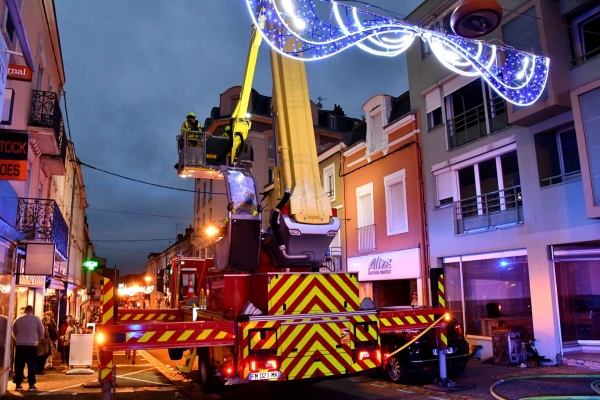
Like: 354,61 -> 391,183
187,112 -> 196,118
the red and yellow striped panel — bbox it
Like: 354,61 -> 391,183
100,278 -> 114,326
241,321 -> 280,360
379,310 -> 442,333
438,274 -> 445,308
351,315 -> 379,343
98,350 -> 113,383
249,330 -> 277,351
118,309 -> 181,323
125,328 -> 234,346
267,273 -> 359,315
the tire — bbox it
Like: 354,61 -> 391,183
198,348 -> 219,394
449,362 -> 466,378
386,355 -> 406,383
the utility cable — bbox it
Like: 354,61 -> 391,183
76,159 -> 227,195
92,238 -> 174,243
62,90 -> 73,142
87,207 -> 192,220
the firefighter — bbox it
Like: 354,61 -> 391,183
223,125 -> 231,138
181,112 -> 202,144
234,192 -> 258,215
180,112 -> 203,164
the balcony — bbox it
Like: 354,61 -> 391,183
357,224 -> 376,252
16,198 -> 68,259
28,90 -> 67,175
447,97 -> 508,150
454,186 -> 523,234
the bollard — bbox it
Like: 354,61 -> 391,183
439,348 -> 447,380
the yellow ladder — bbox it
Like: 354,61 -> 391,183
176,348 -> 197,373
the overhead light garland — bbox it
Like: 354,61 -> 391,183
246,0 -> 550,106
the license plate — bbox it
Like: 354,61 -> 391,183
432,347 -> 455,356
249,371 -> 281,380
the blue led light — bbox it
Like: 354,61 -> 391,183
245,0 -> 550,106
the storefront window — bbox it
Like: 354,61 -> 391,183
443,254 -> 533,339
556,260 -> 600,342
443,262 -> 464,329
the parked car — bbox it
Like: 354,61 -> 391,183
379,315 -> 469,383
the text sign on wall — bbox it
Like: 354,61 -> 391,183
0,132 -> 29,181
347,247 -> 421,282
7,64 -> 33,82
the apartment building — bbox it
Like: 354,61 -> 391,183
406,0 -> 600,362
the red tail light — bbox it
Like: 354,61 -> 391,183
266,359 -> 278,370
250,361 -> 257,372
358,351 -> 370,360
226,368 -> 232,375
376,350 -> 381,363
455,324 -> 463,336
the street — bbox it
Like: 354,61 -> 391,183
4,349 -> 600,400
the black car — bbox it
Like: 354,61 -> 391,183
379,315 -> 470,383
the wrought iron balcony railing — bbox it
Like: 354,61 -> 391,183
16,198 -> 68,259
357,224 -> 376,252
453,186 -> 523,234
29,90 -> 66,161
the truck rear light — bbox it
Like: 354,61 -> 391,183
358,351 -> 370,360
289,229 -> 301,236
251,361 -> 256,372
249,358 -> 279,372
266,359 -> 278,370
376,350 -> 381,363
226,368 -> 233,375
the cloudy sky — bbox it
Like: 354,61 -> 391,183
54,0 -> 423,274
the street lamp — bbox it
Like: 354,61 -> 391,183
204,223 -> 219,237
144,276 -> 152,308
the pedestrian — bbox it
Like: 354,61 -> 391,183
42,311 -> 58,369
12,305 -> 44,391
61,317 -> 81,368
58,317 -> 68,364
36,324 -> 50,374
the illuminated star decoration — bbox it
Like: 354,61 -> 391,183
246,0 -> 550,106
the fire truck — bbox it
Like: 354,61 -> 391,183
95,2 -> 452,396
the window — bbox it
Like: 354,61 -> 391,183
427,108 -> 443,130
454,150 -> 523,233
571,5 -> 600,65
329,115 -> 337,130
367,108 -> 384,153
535,126 -> 581,187
231,96 -> 239,112
5,11 -> 15,47
323,163 -> 335,201
384,170 -> 408,235
580,86 -> 600,206
209,179 -> 213,201
268,167 -> 274,184
444,252 -> 533,339
267,136 -> 276,159
356,182 -> 375,252
445,78 -> 508,149
202,181 -> 207,206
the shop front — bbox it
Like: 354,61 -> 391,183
552,245 -> 600,353
441,249 -> 534,357
348,247 -> 422,307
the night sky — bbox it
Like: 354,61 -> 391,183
54,1 -> 423,274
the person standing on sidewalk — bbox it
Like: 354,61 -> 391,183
62,317 -> 80,368
12,305 -> 44,391
58,317 -> 68,364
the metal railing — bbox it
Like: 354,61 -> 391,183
16,198 -> 68,258
321,247 -> 342,272
453,186 -> 523,234
572,46 -> 600,66
357,224 -> 376,252
540,170 -> 581,187
447,97 -> 508,150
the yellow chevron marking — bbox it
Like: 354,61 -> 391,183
429,314 -> 435,321
330,273 -> 358,298
264,332 -> 277,349
138,332 -> 155,343
196,330 -> 213,341
215,331 -> 228,340
405,316 -> 416,325
269,275 -> 300,309
157,314 -> 166,321
145,314 -> 156,321
293,284 -> 340,314
105,287 -> 113,302
392,317 -> 404,326
380,318 -> 391,326
103,308 -> 113,325
439,297 -> 446,307
438,280 -> 445,293
168,315 -> 176,321
279,324 -> 305,353
275,275 -> 315,313
177,330 -> 194,341
354,316 -> 364,323
441,332 -> 448,345
133,314 -> 143,321
417,315 -> 427,323
363,359 -> 377,369
158,331 -> 175,342
120,314 -> 131,321
288,340 -> 345,379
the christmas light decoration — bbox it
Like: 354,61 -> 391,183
246,0 -> 550,105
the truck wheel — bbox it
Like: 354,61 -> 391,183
198,349 -> 219,394
168,348 -> 184,360
386,355 -> 405,383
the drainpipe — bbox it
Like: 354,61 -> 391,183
64,143 -> 77,319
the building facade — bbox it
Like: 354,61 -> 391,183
406,0 -> 600,361
342,93 -> 428,307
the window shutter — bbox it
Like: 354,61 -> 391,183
437,171 -> 454,203
425,88 -> 441,113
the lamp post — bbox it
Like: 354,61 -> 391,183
144,276 -> 151,308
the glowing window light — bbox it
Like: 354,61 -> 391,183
245,0 -> 550,106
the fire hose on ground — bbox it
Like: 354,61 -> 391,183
489,374 -> 600,400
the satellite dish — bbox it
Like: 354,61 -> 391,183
450,0 -> 503,38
